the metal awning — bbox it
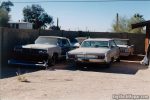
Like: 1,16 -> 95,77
132,20 -> 150,29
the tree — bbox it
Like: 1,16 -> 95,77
112,13 -> 145,33
112,16 -> 129,33
0,8 -> 9,27
0,1 -> 13,27
0,0 -> 14,12
23,4 -> 53,29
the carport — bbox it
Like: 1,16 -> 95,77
132,20 -> 150,53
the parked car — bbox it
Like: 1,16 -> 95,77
67,38 -> 120,68
114,39 -> 134,56
69,38 -> 80,48
8,36 -> 72,67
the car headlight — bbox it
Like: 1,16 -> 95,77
38,50 -> 47,54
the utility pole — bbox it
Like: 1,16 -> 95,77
116,13 -> 119,32
57,18 -> 59,29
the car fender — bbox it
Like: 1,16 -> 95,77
47,47 -> 61,58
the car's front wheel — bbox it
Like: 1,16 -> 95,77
105,57 -> 113,68
116,56 -> 120,62
48,54 -> 58,66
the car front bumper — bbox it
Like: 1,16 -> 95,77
120,52 -> 130,56
8,59 -> 48,67
68,58 -> 107,64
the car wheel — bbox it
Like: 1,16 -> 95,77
106,62 -> 111,68
68,60 -> 77,70
74,62 -> 83,70
116,56 -> 120,62
48,54 -> 58,66
106,57 -> 113,68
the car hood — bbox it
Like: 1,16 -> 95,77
22,44 -> 57,50
69,47 -> 110,54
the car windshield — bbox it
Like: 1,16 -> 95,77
35,37 -> 58,45
115,40 -> 129,45
81,41 -> 109,48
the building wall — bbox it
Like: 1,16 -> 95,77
19,23 -> 32,29
19,23 -> 33,29
9,23 -> 33,29
0,27 -> 145,66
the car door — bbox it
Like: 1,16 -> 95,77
60,39 -> 71,56
109,40 -> 119,59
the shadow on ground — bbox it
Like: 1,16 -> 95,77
1,65 -> 45,79
66,55 -> 148,75
1,55 -> 148,78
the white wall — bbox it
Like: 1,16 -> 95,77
19,23 -> 33,29
9,23 -> 33,29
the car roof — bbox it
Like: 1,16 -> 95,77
84,38 -> 113,41
38,36 -> 68,39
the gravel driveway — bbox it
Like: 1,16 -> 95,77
0,59 -> 150,100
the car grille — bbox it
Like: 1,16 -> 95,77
77,54 -> 99,59
12,48 -> 48,62
119,48 -> 128,53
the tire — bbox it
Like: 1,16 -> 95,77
48,54 -> 58,66
105,57 -> 113,68
74,62 -> 83,70
116,56 -> 120,62
106,62 -> 111,68
68,60 -> 76,70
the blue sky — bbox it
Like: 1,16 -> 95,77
2,0 -> 150,32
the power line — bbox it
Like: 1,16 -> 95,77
11,0 -> 150,3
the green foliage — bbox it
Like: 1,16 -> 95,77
23,4 -> 53,29
0,1 -> 13,27
0,0 -> 14,12
112,13 -> 145,33
112,16 -> 129,33
0,8 -> 9,27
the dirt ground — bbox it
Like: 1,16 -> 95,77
0,57 -> 150,100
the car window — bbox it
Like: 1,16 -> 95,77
69,38 -> 78,44
81,41 -> 109,48
61,39 -> 70,47
109,40 -> 117,48
35,37 -> 58,45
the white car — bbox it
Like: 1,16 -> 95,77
8,36 -> 72,67
114,39 -> 134,56
67,38 -> 120,68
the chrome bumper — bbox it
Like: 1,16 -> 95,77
68,58 -> 107,64
8,59 -> 48,67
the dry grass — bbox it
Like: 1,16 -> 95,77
16,72 -> 30,83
